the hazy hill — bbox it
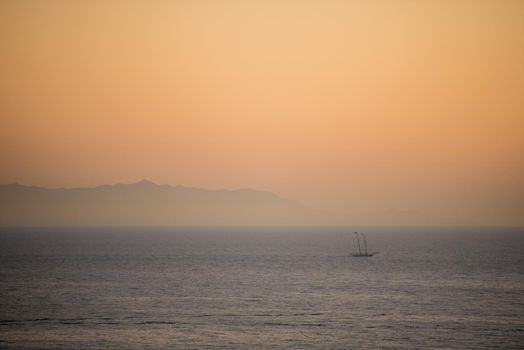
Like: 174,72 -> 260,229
0,180 -> 320,226
0,180 -> 466,227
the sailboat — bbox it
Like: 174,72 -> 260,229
351,232 -> 377,257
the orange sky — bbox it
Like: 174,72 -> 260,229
1,0 -> 523,225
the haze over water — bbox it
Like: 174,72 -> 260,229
1,227 -> 523,349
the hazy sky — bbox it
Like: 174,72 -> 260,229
1,0 -> 523,225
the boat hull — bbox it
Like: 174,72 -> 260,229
351,253 -> 376,257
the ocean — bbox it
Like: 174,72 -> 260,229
0,227 -> 523,349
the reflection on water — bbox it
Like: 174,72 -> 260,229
1,227 -> 523,349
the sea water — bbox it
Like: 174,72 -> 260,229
0,227 -> 523,349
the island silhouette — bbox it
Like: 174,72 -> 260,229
0,180 -> 319,226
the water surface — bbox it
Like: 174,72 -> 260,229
1,227 -> 523,349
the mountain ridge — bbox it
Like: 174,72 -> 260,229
0,181 -> 464,227
1,180 -> 289,198
0,180 -> 310,226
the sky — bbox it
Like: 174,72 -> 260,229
1,0 -> 523,225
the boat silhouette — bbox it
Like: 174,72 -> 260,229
352,231 -> 377,257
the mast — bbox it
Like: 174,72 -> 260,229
354,232 -> 362,255
362,232 -> 368,255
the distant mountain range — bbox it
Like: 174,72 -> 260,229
0,180 -> 451,227
0,180 -> 322,226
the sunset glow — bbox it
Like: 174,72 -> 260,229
1,0 -> 523,225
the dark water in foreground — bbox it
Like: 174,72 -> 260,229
0,227 -> 523,349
